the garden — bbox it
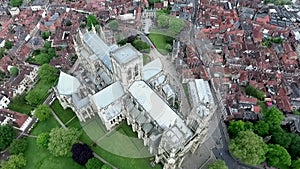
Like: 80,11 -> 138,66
148,32 -> 174,55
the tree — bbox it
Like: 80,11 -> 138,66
270,129 -> 292,149
25,89 -> 41,106
291,158 -> 300,169
165,44 -> 172,52
264,107 -> 284,129
9,0 -> 23,7
48,127 -> 81,157
132,39 -> 150,52
157,15 -> 169,28
87,15 -> 99,30
71,143 -> 94,165
254,121 -> 269,137
9,66 -> 19,76
109,20 -> 119,31
0,70 -> 6,80
266,144 -> 291,168
168,17 -> 184,35
229,130 -> 268,165
4,41 -> 13,50
0,125 -> 16,150
36,132 -> 50,148
227,120 -> 245,138
34,104 -> 51,121
9,138 -> 28,155
288,134 -> 300,159
101,164 -> 113,169
0,48 -> 5,58
34,53 -> 51,65
86,158 -> 103,169
245,85 -> 265,100
208,160 -> 228,169
41,31 -> 51,40
1,154 -> 27,169
244,121 -> 253,131
38,64 -> 58,83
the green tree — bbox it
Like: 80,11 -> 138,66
38,64 -> 59,83
1,154 -> 27,169
165,44 -> 172,52
109,20 -> 119,31
132,39 -> 150,52
44,41 -> 52,49
48,127 -> 81,157
41,31 -> 51,40
291,158 -> 300,169
270,128 -> 292,149
168,17 -> 184,35
101,164 -> 113,169
0,70 -> 6,80
87,15 -> 99,30
264,107 -> 284,128
229,130 -> 268,165
4,41 -> 13,49
36,132 -> 50,148
9,0 -> 23,7
227,120 -> 245,138
86,158 -> 103,169
245,85 -> 265,100
0,48 -> 5,58
34,104 -> 51,121
254,121 -> 269,137
0,125 -> 16,150
288,134 -> 300,159
157,14 -> 169,28
9,138 -> 28,155
25,89 -> 41,106
266,144 -> 291,168
244,121 -> 253,131
208,160 -> 228,169
34,53 -> 51,65
9,66 -> 19,76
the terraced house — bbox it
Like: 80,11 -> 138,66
54,29 -> 215,169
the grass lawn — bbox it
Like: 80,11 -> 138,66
24,116 -> 84,169
51,99 -> 76,124
8,94 -> 34,115
148,33 -> 173,55
81,118 -> 162,169
27,80 -> 53,106
143,55 -> 151,65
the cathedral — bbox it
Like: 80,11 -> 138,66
54,28 -> 215,169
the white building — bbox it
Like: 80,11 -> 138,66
0,94 -> 10,109
9,7 -> 20,16
55,30 -> 215,169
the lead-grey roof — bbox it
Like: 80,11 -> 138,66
111,44 -> 140,64
72,93 -> 90,110
57,72 -> 81,95
91,81 -> 125,109
83,32 -> 113,71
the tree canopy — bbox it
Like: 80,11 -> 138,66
266,144 -> 291,168
229,130 -> 268,165
34,104 -> 51,121
9,0 -> 23,7
71,143 -> 94,165
9,66 -> 19,76
157,15 -> 169,28
0,125 -> 16,150
245,85 -> 265,100
48,127 -> 81,157
1,154 -> 27,169
86,158 -> 103,169
132,39 -> 150,53
9,138 -> 28,155
109,20 -> 119,31
36,132 -> 50,148
101,164 -> 113,169
264,107 -> 284,128
253,121 -> 269,137
87,15 -> 99,30
270,128 -> 292,149
38,64 -> 59,83
227,120 -> 245,138
4,41 -> 13,50
41,31 -> 51,40
288,134 -> 300,158
168,17 -> 185,36
208,160 -> 228,169
291,158 -> 300,169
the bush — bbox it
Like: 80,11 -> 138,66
9,138 -> 28,154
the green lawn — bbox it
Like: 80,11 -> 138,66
24,116 -> 84,169
27,79 -> 53,106
51,100 -> 76,124
148,33 -> 173,55
143,55 -> 151,65
8,94 -> 34,115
